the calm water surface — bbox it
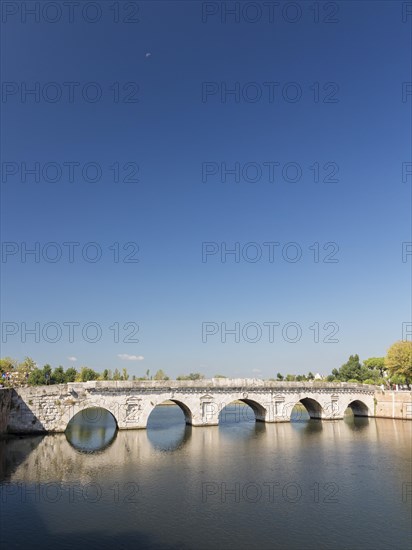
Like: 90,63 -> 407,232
0,405 -> 411,550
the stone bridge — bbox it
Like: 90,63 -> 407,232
4,379 -> 377,433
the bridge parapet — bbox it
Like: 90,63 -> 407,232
62,379 -> 377,391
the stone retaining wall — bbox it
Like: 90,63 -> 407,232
0,389 -> 12,434
374,390 -> 412,420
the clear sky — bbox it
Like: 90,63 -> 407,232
1,0 -> 411,378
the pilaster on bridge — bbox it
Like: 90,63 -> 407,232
5,379 -> 376,434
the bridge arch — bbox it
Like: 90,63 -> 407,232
345,399 -> 370,417
146,399 -> 193,426
287,397 -> 324,420
219,398 -> 267,424
240,398 -> 267,422
167,399 -> 193,424
65,405 -> 119,431
300,397 -> 324,419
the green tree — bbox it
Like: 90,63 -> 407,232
285,374 -> 296,382
0,357 -> 18,374
27,364 -> 52,386
214,374 -> 227,378
102,369 -> 109,381
187,372 -> 204,380
276,372 -> 284,381
27,368 -> 46,386
338,355 -> 369,382
43,364 -> 52,384
65,367 -> 77,382
51,366 -> 66,384
307,372 -> 315,380
122,368 -> 129,381
113,368 -> 122,381
21,356 -> 36,371
177,373 -> 204,381
389,373 -> 407,385
9,356 -> 37,385
77,367 -> 99,382
154,369 -> 169,380
385,341 -> 412,382
363,357 -> 385,377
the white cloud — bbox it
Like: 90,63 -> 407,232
145,52 -> 151,58
117,354 -> 144,361
68,356 -> 77,362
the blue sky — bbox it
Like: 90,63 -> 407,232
1,0 -> 411,378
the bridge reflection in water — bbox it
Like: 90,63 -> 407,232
62,401 -> 366,454
1,403 -> 411,550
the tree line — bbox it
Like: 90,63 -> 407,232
0,360 -> 172,387
277,341 -> 410,385
0,340 -> 410,388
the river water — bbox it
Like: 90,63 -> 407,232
0,405 -> 411,550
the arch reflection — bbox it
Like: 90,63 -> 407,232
146,403 -> 192,452
344,408 -> 370,431
219,402 -> 267,441
290,403 -> 311,423
65,407 -> 118,453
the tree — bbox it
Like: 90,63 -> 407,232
338,355 -> 369,382
389,373 -> 407,385
43,364 -> 52,384
363,357 -> 385,377
154,369 -> 169,380
187,373 -> 204,380
113,368 -> 122,381
307,372 -> 315,380
214,374 -> 227,378
276,372 -> 284,381
102,369 -> 109,381
122,368 -> 129,381
385,341 -> 412,382
9,356 -> 37,385
28,368 -> 46,386
65,367 -> 77,382
51,366 -> 66,384
177,373 -> 204,381
21,356 -> 36,371
27,364 -> 51,386
285,374 -> 296,382
77,367 -> 99,382
0,357 -> 18,373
